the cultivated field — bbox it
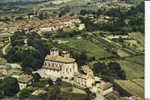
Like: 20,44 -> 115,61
59,37 -> 114,59
114,79 -> 144,98
117,56 -> 144,80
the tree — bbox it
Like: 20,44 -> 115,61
32,73 -> 41,82
0,79 -> 4,98
108,62 -> 121,72
108,62 -> 126,80
56,78 -> 62,86
48,79 -> 54,86
6,31 -> 50,72
93,62 -> 106,74
59,6 -> 71,17
0,90 -> 4,99
48,86 -> 61,100
19,89 -> 32,100
2,77 -> 19,96
78,52 -> 88,66
80,10 -> 87,15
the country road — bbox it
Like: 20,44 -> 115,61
2,43 -> 10,55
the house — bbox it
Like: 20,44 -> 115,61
17,74 -> 33,90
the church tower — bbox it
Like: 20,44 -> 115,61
50,48 -> 59,57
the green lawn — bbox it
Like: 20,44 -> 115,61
59,37 -> 114,59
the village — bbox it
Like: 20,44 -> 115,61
0,0 -> 144,100
0,16 -> 144,100
0,15 -> 85,34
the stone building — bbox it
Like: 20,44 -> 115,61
36,48 -> 114,97
36,48 -> 78,79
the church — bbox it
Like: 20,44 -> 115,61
35,48 -> 78,79
35,48 -> 114,95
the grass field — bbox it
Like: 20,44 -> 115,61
58,37 -> 114,59
117,56 -> 144,80
124,55 -> 144,66
114,79 -> 144,98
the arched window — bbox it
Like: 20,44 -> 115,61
70,68 -> 72,72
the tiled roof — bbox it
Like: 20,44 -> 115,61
45,55 -> 76,63
18,74 -> 33,83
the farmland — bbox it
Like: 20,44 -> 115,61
57,37 -> 114,59
114,79 -> 144,98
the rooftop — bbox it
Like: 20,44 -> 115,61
97,82 -> 112,91
74,72 -> 94,79
81,65 -> 93,74
18,74 -> 33,83
45,55 -> 76,63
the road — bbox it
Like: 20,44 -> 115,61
2,43 -> 10,55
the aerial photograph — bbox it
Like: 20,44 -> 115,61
0,0 -> 144,100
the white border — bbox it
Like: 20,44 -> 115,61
145,1 -> 150,100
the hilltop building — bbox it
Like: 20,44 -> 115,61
36,48 -> 78,79
35,48 -> 115,98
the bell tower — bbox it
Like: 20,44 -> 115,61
50,48 -> 59,57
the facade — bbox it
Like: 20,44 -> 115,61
36,48 -> 78,79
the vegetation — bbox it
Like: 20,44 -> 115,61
80,2 -> 144,34
47,81 -> 90,100
32,73 -> 41,82
19,89 -> 32,100
59,6 -> 71,17
118,59 -> 144,80
4,31 -> 52,72
114,79 -> 144,98
57,37 -> 114,59
93,62 -> 126,80
0,77 -> 19,97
